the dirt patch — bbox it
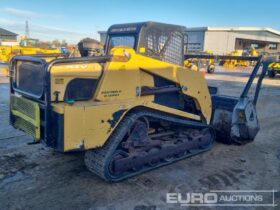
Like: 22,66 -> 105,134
0,68 -> 279,210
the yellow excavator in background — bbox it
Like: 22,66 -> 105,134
220,48 -> 258,67
0,37 -> 61,63
184,50 -> 215,73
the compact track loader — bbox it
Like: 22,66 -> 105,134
9,22 -> 271,181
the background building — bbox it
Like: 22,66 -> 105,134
99,26 -> 280,55
186,27 -> 280,54
0,28 -> 18,46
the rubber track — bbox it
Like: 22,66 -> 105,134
84,109 -> 215,182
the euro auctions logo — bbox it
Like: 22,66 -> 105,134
166,190 -> 278,207
167,192 -> 218,205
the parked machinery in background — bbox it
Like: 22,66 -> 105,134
268,60 -> 280,78
219,48 -> 259,67
0,37 -> 61,63
184,50 -> 215,73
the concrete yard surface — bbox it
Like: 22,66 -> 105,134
0,69 -> 279,210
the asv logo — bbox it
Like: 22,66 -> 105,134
66,64 -> 88,69
166,193 -> 218,206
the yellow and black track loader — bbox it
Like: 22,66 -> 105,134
9,22 -> 273,181
268,61 -> 280,78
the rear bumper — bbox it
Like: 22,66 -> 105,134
48,111 -> 64,151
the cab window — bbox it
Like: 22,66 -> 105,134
107,35 -> 136,53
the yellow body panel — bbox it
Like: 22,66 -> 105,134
9,46 -> 212,151
51,63 -> 102,101
53,99 -> 201,151
48,48 -> 211,151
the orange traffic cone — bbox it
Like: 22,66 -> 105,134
200,68 -> 206,77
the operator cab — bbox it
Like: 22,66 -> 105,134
105,22 -> 186,66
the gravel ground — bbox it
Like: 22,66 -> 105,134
0,67 -> 279,210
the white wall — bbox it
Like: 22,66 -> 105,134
232,31 -> 280,43
204,30 -> 280,54
204,31 -> 236,54
0,40 -> 19,46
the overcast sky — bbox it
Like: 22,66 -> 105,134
1,0 -> 279,44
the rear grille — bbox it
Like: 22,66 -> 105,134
11,95 -> 40,141
15,62 -> 45,98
